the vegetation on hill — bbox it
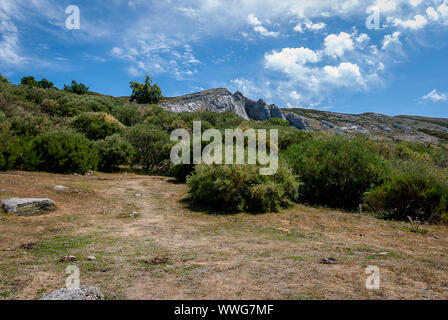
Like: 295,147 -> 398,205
0,73 -> 447,222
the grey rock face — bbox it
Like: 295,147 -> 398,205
1,198 -> 55,216
162,88 -> 310,130
40,286 -> 104,300
161,88 -> 250,120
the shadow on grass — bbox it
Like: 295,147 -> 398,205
180,197 -> 274,216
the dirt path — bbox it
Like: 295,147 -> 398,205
0,172 -> 447,300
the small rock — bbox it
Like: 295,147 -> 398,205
0,189 -> 6,192
53,186 -> 70,191
87,170 -> 94,175
433,235 -> 439,240
59,255 -> 77,262
40,285 -> 104,300
130,212 -> 138,218
19,242 -> 38,250
378,252 -> 389,256
320,258 -> 339,265
86,256 -> 96,261
1,198 -> 55,216
135,194 -> 142,198
3,248 -> 16,252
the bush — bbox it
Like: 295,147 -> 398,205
0,133 -> 21,171
364,166 -> 448,223
21,76 -> 54,89
64,80 -> 89,95
125,124 -> 172,172
71,112 -> 123,140
283,136 -> 387,210
187,162 -> 300,213
0,73 -> 9,84
129,75 -> 163,104
96,134 -> 135,172
31,131 -> 98,174
111,104 -> 142,126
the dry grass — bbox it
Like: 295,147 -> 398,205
0,171 -> 447,300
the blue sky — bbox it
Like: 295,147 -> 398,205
1,0 -> 448,117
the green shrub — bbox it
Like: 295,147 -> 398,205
283,136 -> 387,210
364,166 -> 448,223
129,75 -> 163,104
64,80 -> 89,95
96,134 -> 135,172
125,124 -> 172,172
71,112 -> 123,140
187,162 -> 300,213
31,131 -> 98,174
0,133 -> 21,171
10,114 -> 53,136
111,104 -> 142,126
0,73 -> 9,84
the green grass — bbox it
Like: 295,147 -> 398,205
32,236 -> 94,258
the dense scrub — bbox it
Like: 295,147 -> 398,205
187,162 -> 300,213
283,135 -> 388,210
1,75 -> 448,221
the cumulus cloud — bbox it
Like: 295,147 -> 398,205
421,89 -> 448,102
324,32 -> 354,58
393,14 -> 428,29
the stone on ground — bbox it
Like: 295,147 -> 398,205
1,198 -> 55,216
40,286 -> 104,300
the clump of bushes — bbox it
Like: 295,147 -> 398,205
96,134 -> 135,172
21,76 -> 54,89
125,124 -> 172,172
71,112 -> 124,140
31,131 -> 98,174
64,80 -> 89,95
129,75 -> 163,104
187,162 -> 300,213
364,164 -> 448,223
283,135 -> 387,210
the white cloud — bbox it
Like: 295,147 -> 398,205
323,62 -> 363,84
324,32 -> 354,58
421,89 -> 448,102
426,7 -> 439,21
409,0 -> 422,7
247,13 -> 279,37
176,7 -> 201,19
254,25 -> 280,37
247,13 -> 262,26
265,47 -> 321,73
393,14 -> 428,29
382,31 -> 401,50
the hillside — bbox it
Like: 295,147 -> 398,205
162,88 -> 448,144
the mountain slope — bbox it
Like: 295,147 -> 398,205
162,88 -> 448,144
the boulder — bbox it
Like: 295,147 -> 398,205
40,286 -> 104,300
53,186 -> 70,191
1,198 -> 55,216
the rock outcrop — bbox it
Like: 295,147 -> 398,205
161,88 -> 310,130
40,286 -> 104,300
1,198 -> 55,216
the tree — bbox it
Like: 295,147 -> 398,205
129,75 -> 163,104
37,78 -> 54,89
64,80 -> 89,95
21,76 -> 38,87
20,76 -> 53,89
0,72 -> 9,84
125,124 -> 172,172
